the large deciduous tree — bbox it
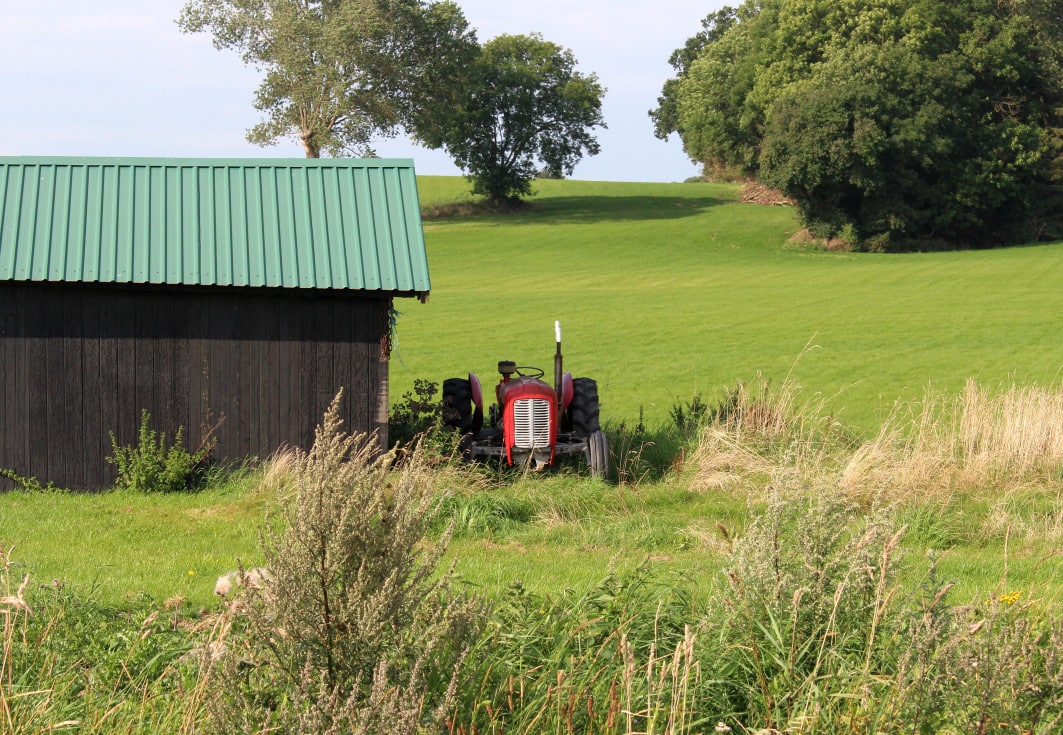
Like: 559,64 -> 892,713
178,0 -> 477,158
659,0 -> 1063,249
427,33 -> 606,206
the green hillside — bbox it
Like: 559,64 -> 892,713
398,177 -> 1063,435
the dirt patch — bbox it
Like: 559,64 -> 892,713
739,181 -> 796,206
788,228 -> 853,252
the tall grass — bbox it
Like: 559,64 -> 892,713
684,373 -> 1063,503
1,546 -> 206,734
841,379 -> 1063,499
448,569 -> 703,735
8,376 -> 1063,733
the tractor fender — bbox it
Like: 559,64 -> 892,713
469,373 -> 484,433
469,372 -> 483,411
560,371 -> 574,410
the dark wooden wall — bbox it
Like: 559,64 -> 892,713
0,282 -> 391,490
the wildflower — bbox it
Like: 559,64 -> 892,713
188,569 -> 196,577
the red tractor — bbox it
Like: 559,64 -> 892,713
441,322 -> 609,478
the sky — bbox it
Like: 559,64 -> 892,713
0,1 -> 726,183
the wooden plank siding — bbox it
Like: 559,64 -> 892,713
0,281 -> 390,490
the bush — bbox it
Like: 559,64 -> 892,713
108,410 -> 214,493
203,390 -> 484,734
387,378 -> 444,448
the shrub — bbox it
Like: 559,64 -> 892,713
203,390 -> 484,735
387,378 -> 464,459
108,410 -> 215,493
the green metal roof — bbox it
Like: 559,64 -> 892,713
0,157 -> 430,296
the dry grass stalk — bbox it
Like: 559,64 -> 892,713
687,369 -> 844,493
958,379 -> 1063,474
690,376 -> 1063,502
841,380 -> 1063,500
688,428 -> 774,491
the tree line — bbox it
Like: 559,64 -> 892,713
178,0 -> 605,207
651,0 -> 1063,250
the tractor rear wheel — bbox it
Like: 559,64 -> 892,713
442,378 -> 474,433
568,377 -> 601,437
586,430 -> 610,479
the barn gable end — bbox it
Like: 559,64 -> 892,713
0,157 -> 430,490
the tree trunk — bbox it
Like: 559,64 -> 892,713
302,129 -> 321,158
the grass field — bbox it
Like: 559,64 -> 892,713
403,177 -> 1063,435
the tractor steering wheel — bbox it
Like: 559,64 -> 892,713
515,365 -> 545,379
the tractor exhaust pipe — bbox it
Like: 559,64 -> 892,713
554,320 -> 563,411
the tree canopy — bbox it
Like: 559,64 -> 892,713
648,8 -> 737,149
426,33 -> 606,206
656,0 -> 1063,249
178,0 -> 477,158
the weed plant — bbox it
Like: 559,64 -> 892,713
108,410 -> 216,493
387,378 -> 445,449
201,391 -> 484,735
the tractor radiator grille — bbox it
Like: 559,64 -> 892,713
513,399 -> 551,449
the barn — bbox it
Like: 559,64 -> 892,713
0,157 -> 430,491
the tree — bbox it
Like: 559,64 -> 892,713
666,0 -> 1063,248
428,33 -> 606,206
648,7 -> 737,143
178,0 -> 477,158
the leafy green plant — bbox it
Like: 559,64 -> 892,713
387,378 -> 445,447
0,468 -> 58,493
108,410 -> 215,493
670,392 -> 709,437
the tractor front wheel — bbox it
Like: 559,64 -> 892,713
586,430 -> 610,480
